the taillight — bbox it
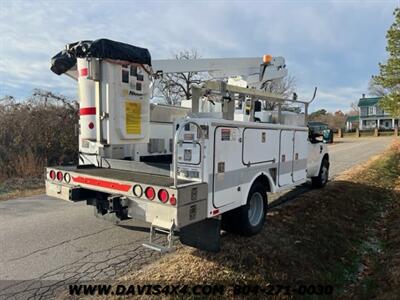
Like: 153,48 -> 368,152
158,189 -> 169,203
145,187 -> 155,200
170,194 -> 177,206
56,171 -> 63,181
49,170 -> 56,180
64,172 -> 71,183
133,184 -> 143,197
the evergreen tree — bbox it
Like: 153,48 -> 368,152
373,8 -> 400,117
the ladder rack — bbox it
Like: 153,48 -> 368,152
191,80 -> 317,123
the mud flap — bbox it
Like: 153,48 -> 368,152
179,218 -> 221,252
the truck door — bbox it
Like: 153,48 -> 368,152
213,127 -> 242,208
292,131 -> 308,182
278,130 -> 294,186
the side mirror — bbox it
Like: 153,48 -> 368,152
322,129 -> 333,144
308,128 -> 322,143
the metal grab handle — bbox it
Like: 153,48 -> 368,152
172,119 -> 204,188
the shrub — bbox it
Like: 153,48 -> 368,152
0,90 -> 79,180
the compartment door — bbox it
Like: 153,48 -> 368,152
213,127 -> 242,208
292,131 -> 308,182
278,130 -> 294,186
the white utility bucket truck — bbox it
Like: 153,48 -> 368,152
47,39 -> 329,252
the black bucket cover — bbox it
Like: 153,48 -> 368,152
50,38 -> 151,75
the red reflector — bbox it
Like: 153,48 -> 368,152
88,122 -> 94,129
169,195 -> 176,206
158,189 -> 169,203
212,209 -> 219,215
56,171 -> 63,181
145,187 -> 155,200
80,107 -> 96,115
79,68 -> 88,77
49,170 -> 56,180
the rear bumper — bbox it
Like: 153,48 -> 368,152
45,167 -> 208,229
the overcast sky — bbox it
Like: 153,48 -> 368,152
0,0 -> 398,112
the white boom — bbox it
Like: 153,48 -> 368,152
64,56 -> 287,86
152,56 -> 287,86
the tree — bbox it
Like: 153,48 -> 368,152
372,8 -> 400,117
155,50 -> 296,107
368,79 -> 387,97
348,102 -> 359,115
308,109 -> 346,129
309,109 -> 327,119
261,75 -> 296,110
154,49 -> 210,105
0,90 -> 78,179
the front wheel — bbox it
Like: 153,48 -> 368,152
312,158 -> 329,188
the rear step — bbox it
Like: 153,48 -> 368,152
142,221 -> 175,253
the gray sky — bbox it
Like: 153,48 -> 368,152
0,0 -> 398,112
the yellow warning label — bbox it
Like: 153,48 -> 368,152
125,101 -> 141,135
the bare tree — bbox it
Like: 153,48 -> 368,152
30,89 -> 78,110
154,49 -> 210,105
155,50 -> 296,108
349,102 -> 359,115
261,75 -> 296,110
368,79 -> 387,97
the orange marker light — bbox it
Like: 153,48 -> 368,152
263,54 -> 273,64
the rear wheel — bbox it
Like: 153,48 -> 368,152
221,182 -> 267,236
312,158 -> 329,188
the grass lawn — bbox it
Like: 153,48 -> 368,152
114,139 -> 400,299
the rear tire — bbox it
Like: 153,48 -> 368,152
312,158 -> 329,188
221,182 -> 267,236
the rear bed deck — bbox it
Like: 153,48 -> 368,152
56,166 -> 193,187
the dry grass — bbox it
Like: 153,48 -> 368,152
114,138 -> 400,299
0,92 -> 78,180
0,177 -> 45,201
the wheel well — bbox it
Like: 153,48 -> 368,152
253,174 -> 271,192
323,153 -> 330,166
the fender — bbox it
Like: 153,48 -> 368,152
243,171 -> 276,205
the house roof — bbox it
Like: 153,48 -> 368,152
346,115 -> 359,122
358,97 -> 382,107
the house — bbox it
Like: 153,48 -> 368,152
345,115 -> 359,130
358,95 -> 399,130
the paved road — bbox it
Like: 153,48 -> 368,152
327,136 -> 394,177
0,136 -> 395,299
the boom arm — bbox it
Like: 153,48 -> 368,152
152,56 -> 287,86
61,56 -> 288,86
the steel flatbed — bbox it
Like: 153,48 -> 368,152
55,165 -> 193,187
